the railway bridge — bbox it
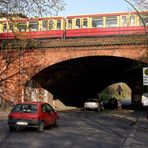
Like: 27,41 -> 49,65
0,35 -> 148,108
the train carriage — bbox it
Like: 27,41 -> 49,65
0,16 -> 65,40
65,11 -> 148,38
0,11 -> 148,41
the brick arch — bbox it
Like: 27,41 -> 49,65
25,44 -> 147,81
23,51 -> 146,106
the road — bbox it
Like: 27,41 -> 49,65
0,110 -> 134,148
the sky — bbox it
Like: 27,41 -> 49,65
59,0 -> 135,16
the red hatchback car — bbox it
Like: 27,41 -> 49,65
8,102 -> 59,132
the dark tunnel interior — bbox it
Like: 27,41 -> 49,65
29,56 -> 147,107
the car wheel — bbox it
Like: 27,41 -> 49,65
97,107 -> 101,111
100,106 -> 104,111
37,122 -> 44,133
54,119 -> 59,127
9,126 -> 17,132
83,108 -> 86,111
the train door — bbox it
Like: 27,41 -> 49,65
74,18 -> 89,29
75,18 -> 81,29
82,18 -> 88,28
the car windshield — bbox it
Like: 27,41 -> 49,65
12,104 -> 37,113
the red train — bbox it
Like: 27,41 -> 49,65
0,11 -> 148,40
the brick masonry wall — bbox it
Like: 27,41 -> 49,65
0,37 -> 147,105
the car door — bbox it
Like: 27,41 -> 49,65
41,104 -> 57,126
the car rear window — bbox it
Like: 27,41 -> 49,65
86,99 -> 97,102
12,104 -> 37,113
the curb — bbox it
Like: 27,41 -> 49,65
0,116 -> 8,121
0,109 -> 10,121
122,112 -> 148,148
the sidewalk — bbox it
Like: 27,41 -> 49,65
122,111 -> 148,148
100,109 -> 148,148
0,108 -> 11,121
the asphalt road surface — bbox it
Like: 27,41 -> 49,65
0,110 -> 134,148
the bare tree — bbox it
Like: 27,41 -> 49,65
133,0 -> 148,10
133,0 -> 148,58
0,0 -> 65,48
0,0 -> 65,17
125,0 -> 148,61
0,0 -> 65,108
0,47 -> 49,108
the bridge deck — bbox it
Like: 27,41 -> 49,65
41,35 -> 147,48
0,35 -> 147,50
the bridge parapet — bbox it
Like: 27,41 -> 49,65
36,35 -> 147,48
1,35 -> 146,50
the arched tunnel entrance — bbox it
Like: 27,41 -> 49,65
25,56 -> 147,108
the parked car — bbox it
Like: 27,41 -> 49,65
8,102 -> 59,132
108,98 -> 122,109
84,98 -> 104,111
108,98 -> 118,109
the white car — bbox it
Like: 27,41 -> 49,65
84,98 -> 104,111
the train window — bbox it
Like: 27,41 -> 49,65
57,20 -> 61,30
141,16 -> 148,26
29,21 -> 38,31
130,16 -> 135,26
139,18 -> 143,26
3,23 -> 7,32
106,16 -> 117,27
76,19 -> 80,28
42,21 -> 48,30
121,16 -> 127,26
17,22 -> 27,32
68,19 -> 72,29
9,23 -> 13,32
49,20 -> 54,30
83,18 -> 88,28
92,18 -> 103,28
